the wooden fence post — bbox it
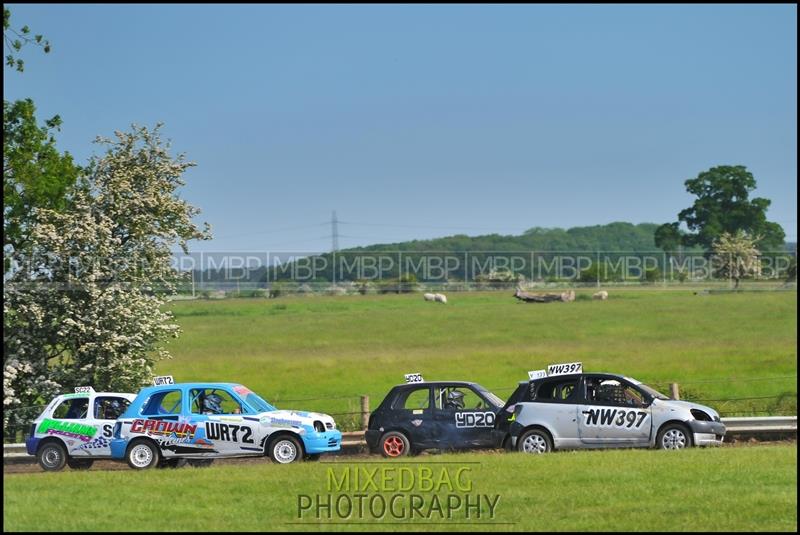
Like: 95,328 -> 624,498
669,383 -> 680,400
360,395 -> 370,430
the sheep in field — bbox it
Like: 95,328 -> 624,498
434,293 -> 447,304
423,293 -> 437,302
593,291 -> 609,300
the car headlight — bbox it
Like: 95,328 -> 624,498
690,409 -> 712,421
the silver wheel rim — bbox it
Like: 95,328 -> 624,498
522,434 -> 548,454
42,447 -> 61,468
273,439 -> 298,463
130,444 -> 154,468
662,428 -> 688,449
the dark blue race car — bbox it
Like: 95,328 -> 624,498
365,379 -> 506,457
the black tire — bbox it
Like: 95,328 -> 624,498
126,439 -> 160,470
379,431 -> 411,458
657,423 -> 693,450
66,458 -> 94,470
517,428 -> 553,454
37,441 -> 68,472
158,458 -> 188,469
268,435 -> 303,464
187,459 -> 214,468
502,435 -> 514,452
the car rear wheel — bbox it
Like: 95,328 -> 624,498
66,458 -> 94,470
126,439 -> 160,470
380,431 -> 410,458
37,442 -> 67,472
658,423 -> 693,450
517,429 -> 552,454
269,435 -> 303,464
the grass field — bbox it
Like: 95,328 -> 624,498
4,445 -> 796,531
159,289 -> 797,426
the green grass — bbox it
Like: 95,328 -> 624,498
4,445 -> 796,531
158,289 -> 797,425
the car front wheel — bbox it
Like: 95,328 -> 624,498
37,442 -> 68,472
517,429 -> 552,454
269,435 -> 303,464
126,440 -> 160,470
657,423 -> 693,450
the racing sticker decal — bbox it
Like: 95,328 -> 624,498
130,419 -> 197,439
455,412 -> 495,428
205,422 -> 254,444
263,416 -> 303,428
582,408 -> 649,428
547,362 -> 582,376
62,393 -> 90,399
37,419 -> 98,442
153,375 -> 174,386
404,373 -> 424,383
77,437 -> 110,450
411,419 -> 423,427
233,385 -> 253,396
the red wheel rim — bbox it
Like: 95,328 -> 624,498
383,436 -> 404,457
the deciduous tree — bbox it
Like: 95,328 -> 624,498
3,125 -> 211,433
712,230 -> 762,289
656,165 -> 784,253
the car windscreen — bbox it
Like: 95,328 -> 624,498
245,392 -> 277,412
635,382 -> 670,400
476,387 -> 505,408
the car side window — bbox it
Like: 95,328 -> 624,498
190,389 -> 244,415
141,390 -> 182,416
399,388 -> 430,410
533,379 -> 579,403
52,397 -> 89,419
434,387 -> 482,411
585,378 -> 646,407
94,396 -> 131,419
393,388 -> 430,411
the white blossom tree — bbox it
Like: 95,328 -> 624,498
712,230 -> 762,289
3,124 -> 210,434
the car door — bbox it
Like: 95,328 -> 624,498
525,376 -> 582,447
577,375 -> 652,445
134,388 -> 191,456
431,385 -> 497,449
45,395 -> 96,457
389,385 -> 436,448
190,387 -> 257,456
89,395 -> 132,456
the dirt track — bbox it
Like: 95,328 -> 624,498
5,438 -> 795,475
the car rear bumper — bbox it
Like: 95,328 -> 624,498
25,436 -> 39,456
365,430 -> 381,450
301,430 -> 342,454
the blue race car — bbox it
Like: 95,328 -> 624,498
110,378 -> 341,468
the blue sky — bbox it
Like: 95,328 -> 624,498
4,4 -> 797,252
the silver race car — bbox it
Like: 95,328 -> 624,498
497,362 -> 726,453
